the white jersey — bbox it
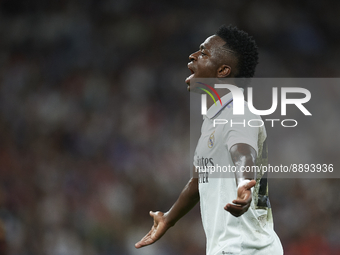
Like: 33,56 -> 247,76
193,91 -> 283,255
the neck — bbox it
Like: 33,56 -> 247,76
206,88 -> 231,109
205,77 -> 235,108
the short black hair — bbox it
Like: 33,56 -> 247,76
215,25 -> 259,78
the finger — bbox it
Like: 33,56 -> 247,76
235,196 -> 250,204
224,206 -> 243,217
224,203 -> 246,212
232,199 -> 249,206
233,193 -> 252,204
135,237 -> 149,248
135,230 -> 155,249
226,202 -> 250,212
225,203 -> 245,211
224,204 -> 249,217
236,201 -> 251,209
150,211 -> 159,227
244,180 -> 256,189
135,241 -> 145,249
135,236 -> 154,248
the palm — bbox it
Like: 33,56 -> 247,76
135,211 -> 169,249
224,180 -> 256,217
237,185 -> 251,200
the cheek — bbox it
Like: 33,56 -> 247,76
198,61 -> 217,76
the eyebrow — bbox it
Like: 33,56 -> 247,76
199,44 -> 235,54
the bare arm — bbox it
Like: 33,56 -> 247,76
224,143 -> 257,217
164,174 -> 199,226
135,167 -> 199,248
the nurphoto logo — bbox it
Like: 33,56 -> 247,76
200,83 -> 312,128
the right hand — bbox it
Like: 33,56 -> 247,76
135,211 -> 171,249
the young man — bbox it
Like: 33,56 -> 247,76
135,25 -> 283,255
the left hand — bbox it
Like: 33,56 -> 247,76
224,180 -> 256,217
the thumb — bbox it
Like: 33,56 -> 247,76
244,180 -> 256,189
149,211 -> 155,217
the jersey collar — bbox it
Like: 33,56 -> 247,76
206,88 -> 244,119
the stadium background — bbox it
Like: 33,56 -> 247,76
0,0 -> 340,254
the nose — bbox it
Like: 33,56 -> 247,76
189,51 -> 199,61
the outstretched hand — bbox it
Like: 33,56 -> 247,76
224,180 -> 256,217
135,211 -> 171,249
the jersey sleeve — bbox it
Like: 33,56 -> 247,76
223,109 -> 260,154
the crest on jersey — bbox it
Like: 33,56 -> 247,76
208,131 -> 215,148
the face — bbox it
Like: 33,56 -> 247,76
185,35 -> 231,91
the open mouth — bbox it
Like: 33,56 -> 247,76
185,66 -> 195,85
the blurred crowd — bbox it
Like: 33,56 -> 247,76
0,0 -> 340,254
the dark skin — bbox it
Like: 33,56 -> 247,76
226,144 -> 257,217
135,35 -> 257,249
185,35 -> 238,93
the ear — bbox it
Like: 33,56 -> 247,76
217,65 -> 231,78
